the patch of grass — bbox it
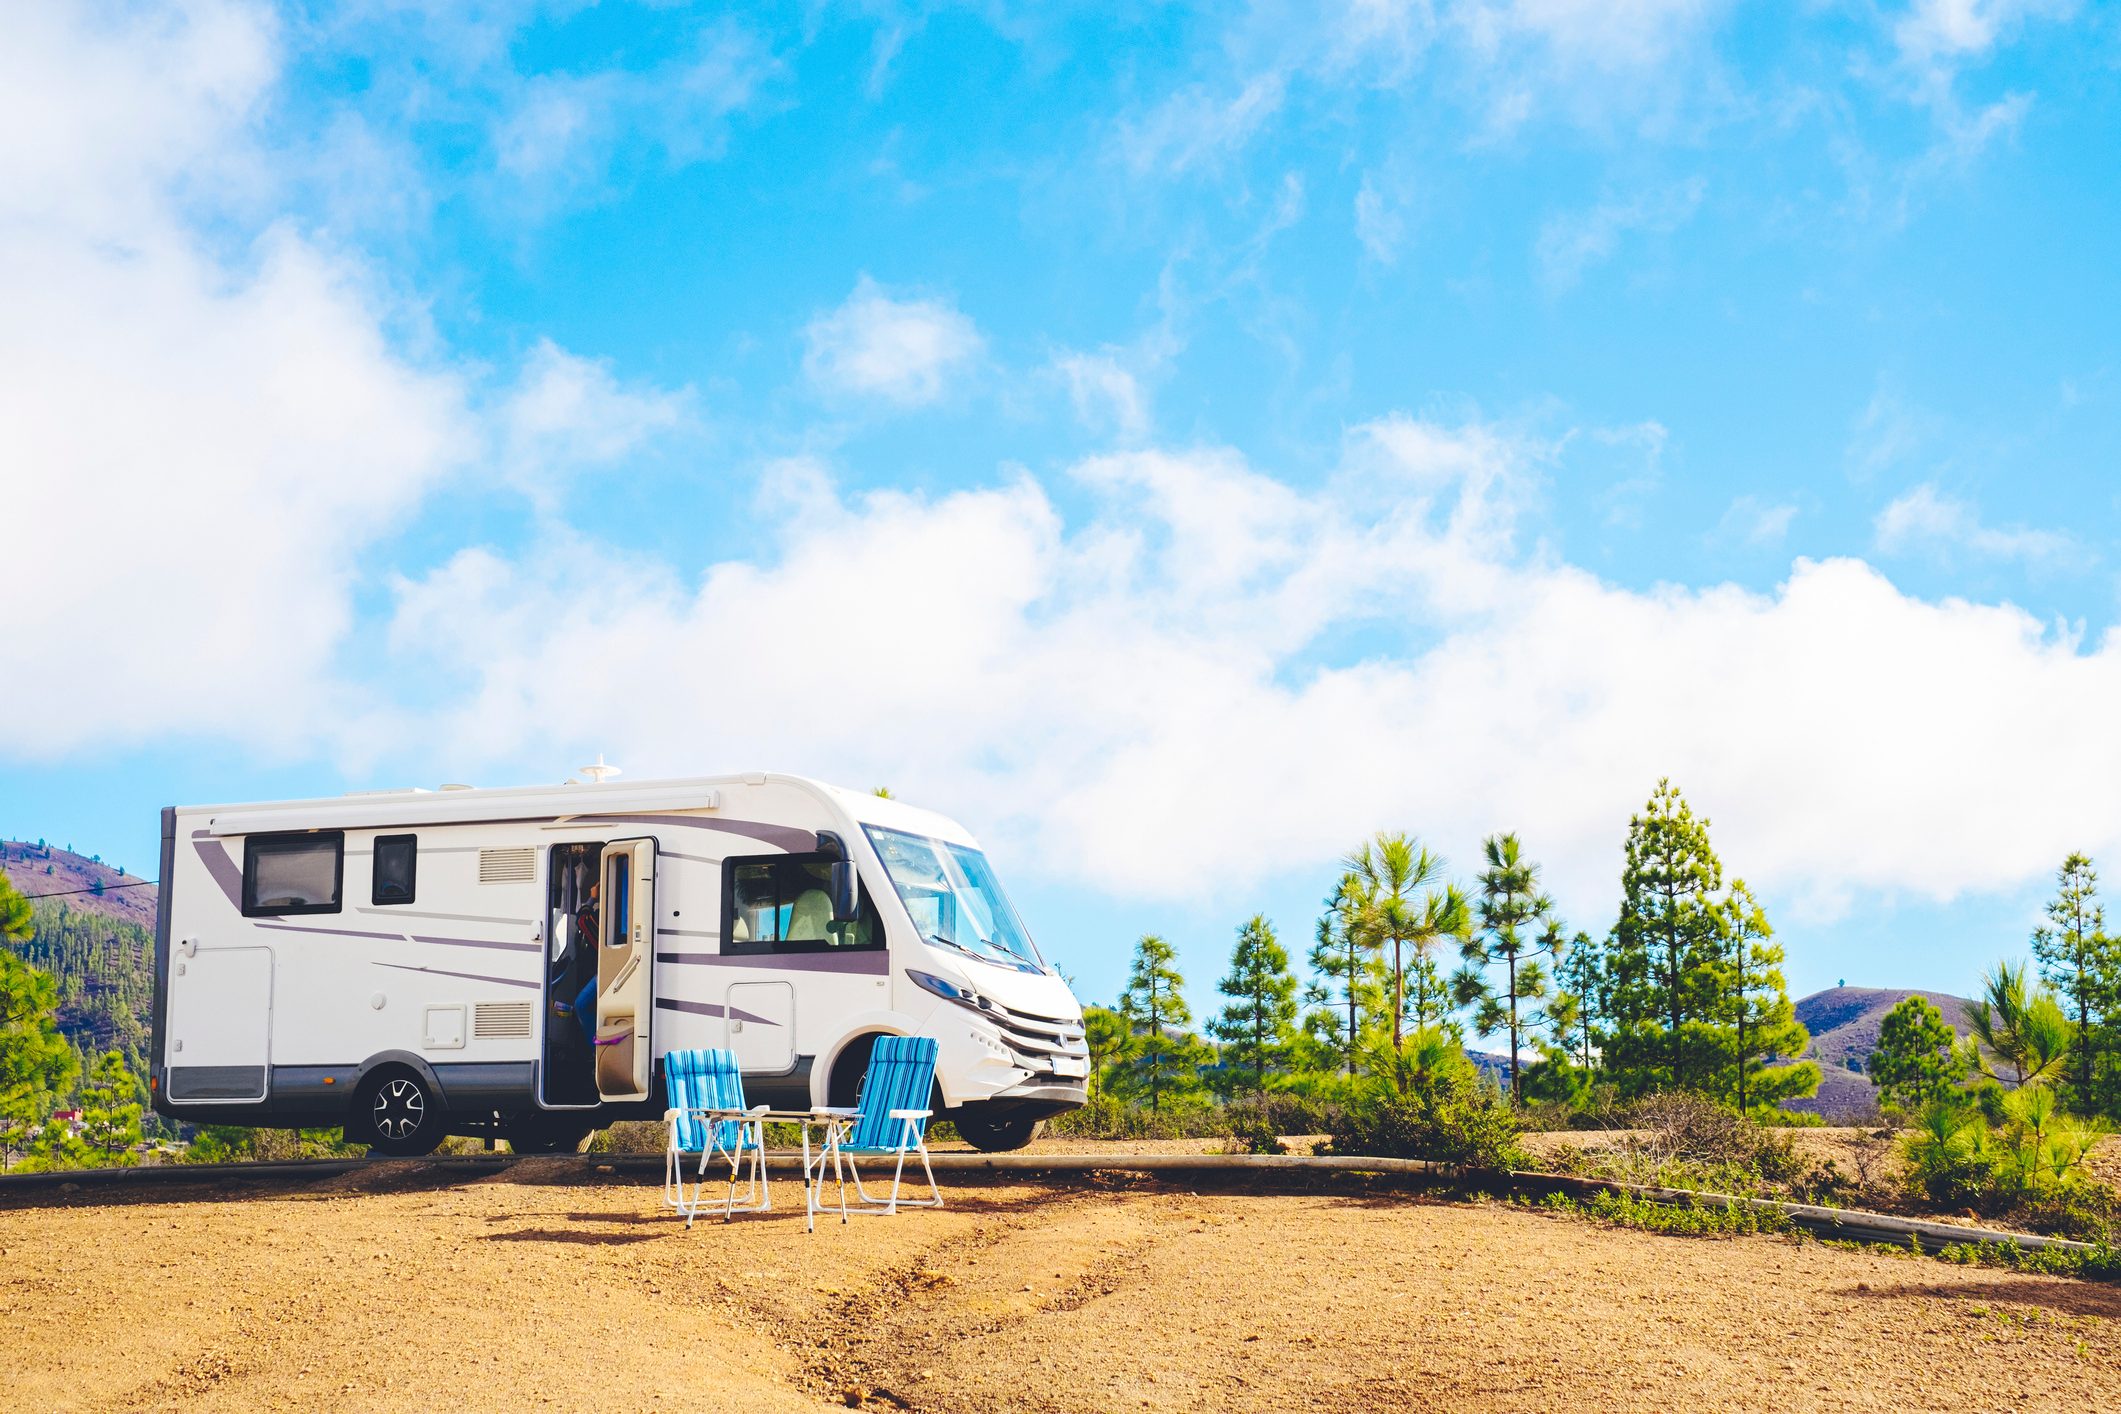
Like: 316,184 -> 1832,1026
1532,1188 -> 1790,1238
1935,1237 -> 2121,1283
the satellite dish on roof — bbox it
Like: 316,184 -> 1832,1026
579,754 -> 622,785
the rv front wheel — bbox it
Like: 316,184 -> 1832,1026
952,1109 -> 1042,1153
353,1069 -> 446,1157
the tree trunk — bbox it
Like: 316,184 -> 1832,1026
1340,932 -> 1357,1076
1507,952 -> 1521,1105
1391,938 -> 1404,1053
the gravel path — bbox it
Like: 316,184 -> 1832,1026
4,1160 -> 2119,1412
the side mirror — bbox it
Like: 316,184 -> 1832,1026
830,861 -> 859,924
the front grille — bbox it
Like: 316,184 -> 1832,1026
983,999 -> 1088,1069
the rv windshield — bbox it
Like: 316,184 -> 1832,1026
864,825 -> 1044,970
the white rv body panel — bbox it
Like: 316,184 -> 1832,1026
149,774 -> 1088,1142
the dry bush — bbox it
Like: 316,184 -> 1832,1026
585,1121 -> 664,1155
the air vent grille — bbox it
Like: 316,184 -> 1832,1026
477,848 -> 536,884
473,1001 -> 534,1039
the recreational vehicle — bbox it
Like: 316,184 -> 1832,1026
147,773 -> 1090,1154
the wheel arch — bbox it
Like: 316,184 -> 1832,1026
354,1050 -> 446,1103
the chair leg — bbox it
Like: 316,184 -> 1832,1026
755,1120 -> 772,1213
802,1123 -> 817,1235
918,1135 -> 942,1210
888,1145 -> 909,1216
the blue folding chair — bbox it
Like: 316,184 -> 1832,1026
662,1048 -> 770,1226
805,1034 -> 942,1231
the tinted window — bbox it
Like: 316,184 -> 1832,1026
372,834 -> 417,905
242,833 -> 344,916
724,853 -> 879,953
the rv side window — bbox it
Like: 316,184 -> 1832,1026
372,834 -> 417,906
242,832 -> 345,916
723,853 -> 880,953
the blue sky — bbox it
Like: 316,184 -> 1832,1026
4,1 -> 2119,1026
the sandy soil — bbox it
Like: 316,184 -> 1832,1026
4,1157 -> 2120,1413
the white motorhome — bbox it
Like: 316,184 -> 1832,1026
148,773 -> 1089,1154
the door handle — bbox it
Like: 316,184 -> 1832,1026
608,953 -> 640,992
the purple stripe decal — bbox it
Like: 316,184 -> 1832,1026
371,961 -> 539,991
191,834 -> 245,909
654,948 -> 889,975
654,997 -> 778,1026
579,814 -> 817,855
259,922 -> 406,941
410,934 -> 542,954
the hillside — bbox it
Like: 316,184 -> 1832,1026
2,841 -> 159,1077
0,838 -> 156,930
1786,985 -> 1978,1119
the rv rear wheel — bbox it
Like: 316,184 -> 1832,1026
953,1110 -> 1042,1152
352,1070 -> 446,1157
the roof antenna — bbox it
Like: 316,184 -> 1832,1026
579,754 -> 622,785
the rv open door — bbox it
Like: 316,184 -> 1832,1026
594,837 -> 656,1102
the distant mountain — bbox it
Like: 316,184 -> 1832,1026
1,839 -> 157,930
1785,985 -> 1978,1120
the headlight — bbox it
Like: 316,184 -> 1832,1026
908,969 -> 989,1012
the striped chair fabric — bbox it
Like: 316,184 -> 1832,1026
665,1047 -> 756,1153
841,1034 -> 939,1154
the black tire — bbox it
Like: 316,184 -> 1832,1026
351,1069 -> 446,1157
502,1122 -> 595,1154
953,1109 -> 1042,1153
827,1034 -> 888,1109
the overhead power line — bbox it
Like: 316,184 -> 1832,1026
12,879 -> 159,901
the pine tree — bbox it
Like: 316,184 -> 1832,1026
76,1049 -> 142,1166
1869,996 -> 1970,1113
0,949 -> 79,1171
1459,834 -> 1570,1104
1342,835 -> 1468,1057
2030,853 -> 2117,1108
0,875 -> 29,945
1602,780 -> 1728,1096
1303,878 -> 1380,1078
1967,961 -> 2071,1088
1118,934 -> 1198,1112
1552,929 -> 1601,1074
1082,1004 -> 1132,1105
1718,880 -> 1818,1111
1210,915 -> 1299,1096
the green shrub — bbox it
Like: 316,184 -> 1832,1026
1045,1093 -> 1228,1140
1322,1034 -> 1525,1171
2022,1181 -> 2121,1245
1533,1188 -> 1789,1238
1936,1238 -> 2121,1282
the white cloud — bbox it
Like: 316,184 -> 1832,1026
1873,484 -> 2083,568
803,275 -> 985,406
1455,0 -> 1724,73
1535,178 -> 1705,290
378,415 -> 2121,932
487,23 -> 774,203
499,340 -> 691,497
1354,173 -> 1409,264
1714,495 -> 1800,548
0,1 -> 689,761
1894,0 -> 2077,80
1119,73 -> 1288,176
1054,352 -> 1151,442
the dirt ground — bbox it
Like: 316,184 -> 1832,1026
5,1153 -> 2121,1414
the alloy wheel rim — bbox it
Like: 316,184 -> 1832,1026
374,1078 -> 424,1140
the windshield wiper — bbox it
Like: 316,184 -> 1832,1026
927,931 -> 1015,965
